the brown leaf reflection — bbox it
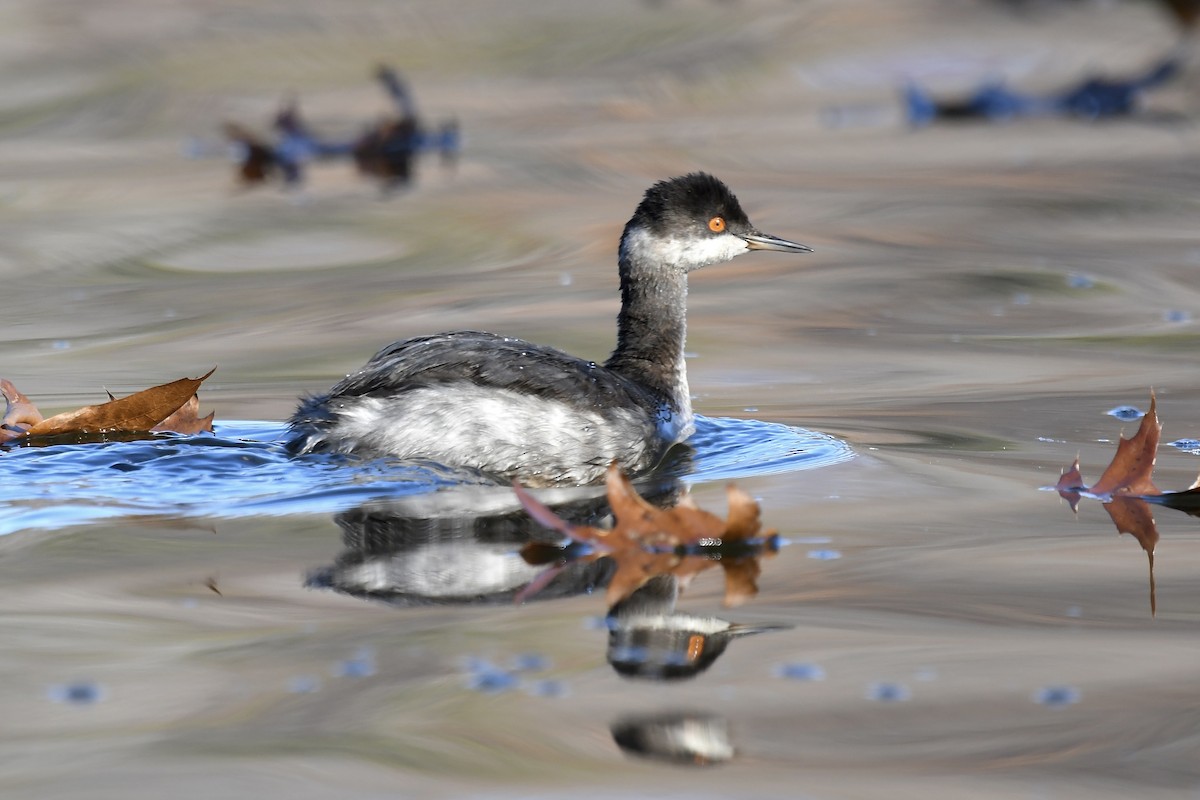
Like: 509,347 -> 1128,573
515,464 -> 780,608
1102,496 -> 1159,616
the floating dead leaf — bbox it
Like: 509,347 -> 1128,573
23,368 -> 215,439
217,65 -> 457,192
1,379 -> 45,441
1,370 -> 217,447
515,464 -> 778,607
152,393 -> 215,435
1055,456 -> 1084,512
222,122 -> 278,185
517,465 -> 766,551
1052,393 -> 1164,500
1088,393 -> 1160,497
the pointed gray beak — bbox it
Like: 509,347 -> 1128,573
741,231 -> 813,254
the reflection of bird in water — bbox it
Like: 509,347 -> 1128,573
605,575 -> 789,681
611,712 -> 734,766
305,491 -> 624,605
288,173 -> 811,486
307,473 -> 689,604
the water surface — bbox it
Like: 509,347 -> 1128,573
0,416 -> 851,535
3,2 -> 1200,798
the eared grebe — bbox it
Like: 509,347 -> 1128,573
287,173 -> 811,486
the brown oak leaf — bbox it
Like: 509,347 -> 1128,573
152,393 -> 215,435
1055,456 -> 1084,512
16,368 -> 215,440
1088,393 -> 1160,497
1,379 -> 45,441
515,464 -> 778,607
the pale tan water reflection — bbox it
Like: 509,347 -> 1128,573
4,0 -> 1200,798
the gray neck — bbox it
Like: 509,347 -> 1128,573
604,228 -> 691,415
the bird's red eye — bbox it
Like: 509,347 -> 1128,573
708,216 -> 725,233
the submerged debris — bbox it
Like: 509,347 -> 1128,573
220,65 -> 459,192
904,55 -> 1181,127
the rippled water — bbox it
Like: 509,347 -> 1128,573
0,416 -> 852,535
5,1 -> 1200,798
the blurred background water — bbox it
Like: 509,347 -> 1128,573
3,1 -> 1200,798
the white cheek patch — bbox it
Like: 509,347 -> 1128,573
622,228 -> 749,272
676,233 -> 750,271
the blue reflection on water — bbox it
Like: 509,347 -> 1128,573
775,662 -> 826,682
0,416 -> 852,535
1034,685 -> 1081,708
47,681 -> 105,705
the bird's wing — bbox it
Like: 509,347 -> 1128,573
324,331 -> 649,408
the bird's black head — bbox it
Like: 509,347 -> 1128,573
621,173 -> 811,273
631,172 -> 752,239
